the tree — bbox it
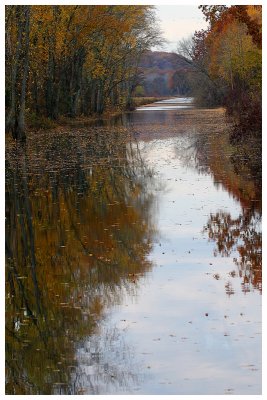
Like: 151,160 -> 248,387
177,5 -> 262,134
176,31 -> 224,107
5,5 -> 162,138
6,6 -> 30,140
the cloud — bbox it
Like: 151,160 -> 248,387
154,5 -> 209,51
160,19 -> 208,43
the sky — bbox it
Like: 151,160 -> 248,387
154,5 -> 209,52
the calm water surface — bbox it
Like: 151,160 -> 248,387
5,98 -> 261,394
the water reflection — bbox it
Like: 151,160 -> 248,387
137,105 -> 192,111
5,127 -> 157,394
192,130 -> 262,294
5,104 -> 262,395
136,97 -> 194,111
204,210 -> 262,293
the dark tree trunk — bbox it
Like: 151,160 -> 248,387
96,81 -> 104,114
45,6 -> 60,120
80,76 -> 92,116
68,47 -> 86,117
6,6 -> 30,141
46,37 -> 58,119
90,81 -> 98,113
32,70 -> 40,115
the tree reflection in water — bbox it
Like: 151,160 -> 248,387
5,127 -> 157,394
204,210 -> 262,293
192,128 -> 262,295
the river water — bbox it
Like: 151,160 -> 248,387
5,98 -> 262,395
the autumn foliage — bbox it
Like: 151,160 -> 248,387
189,5 -> 262,140
5,5 -> 161,139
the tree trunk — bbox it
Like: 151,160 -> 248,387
46,39 -> 58,119
69,48 -> 85,117
6,6 -> 30,141
45,6 -> 60,120
32,71 -> 40,115
96,81 -> 104,114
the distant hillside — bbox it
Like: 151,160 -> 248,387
136,51 -> 193,97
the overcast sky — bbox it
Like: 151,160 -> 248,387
154,5 -> 209,52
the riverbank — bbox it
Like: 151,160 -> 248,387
7,105 -> 230,146
23,97 -> 169,133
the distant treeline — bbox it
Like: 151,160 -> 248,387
134,51 -> 193,97
177,5 -> 262,141
5,5 -> 162,139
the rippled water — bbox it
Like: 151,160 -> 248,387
5,99 -> 261,394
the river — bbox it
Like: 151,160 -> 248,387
5,98 -> 262,395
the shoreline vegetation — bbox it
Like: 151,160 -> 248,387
5,5 -> 163,140
178,6 -> 262,143
24,97 -> 170,132
5,5 -> 261,144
